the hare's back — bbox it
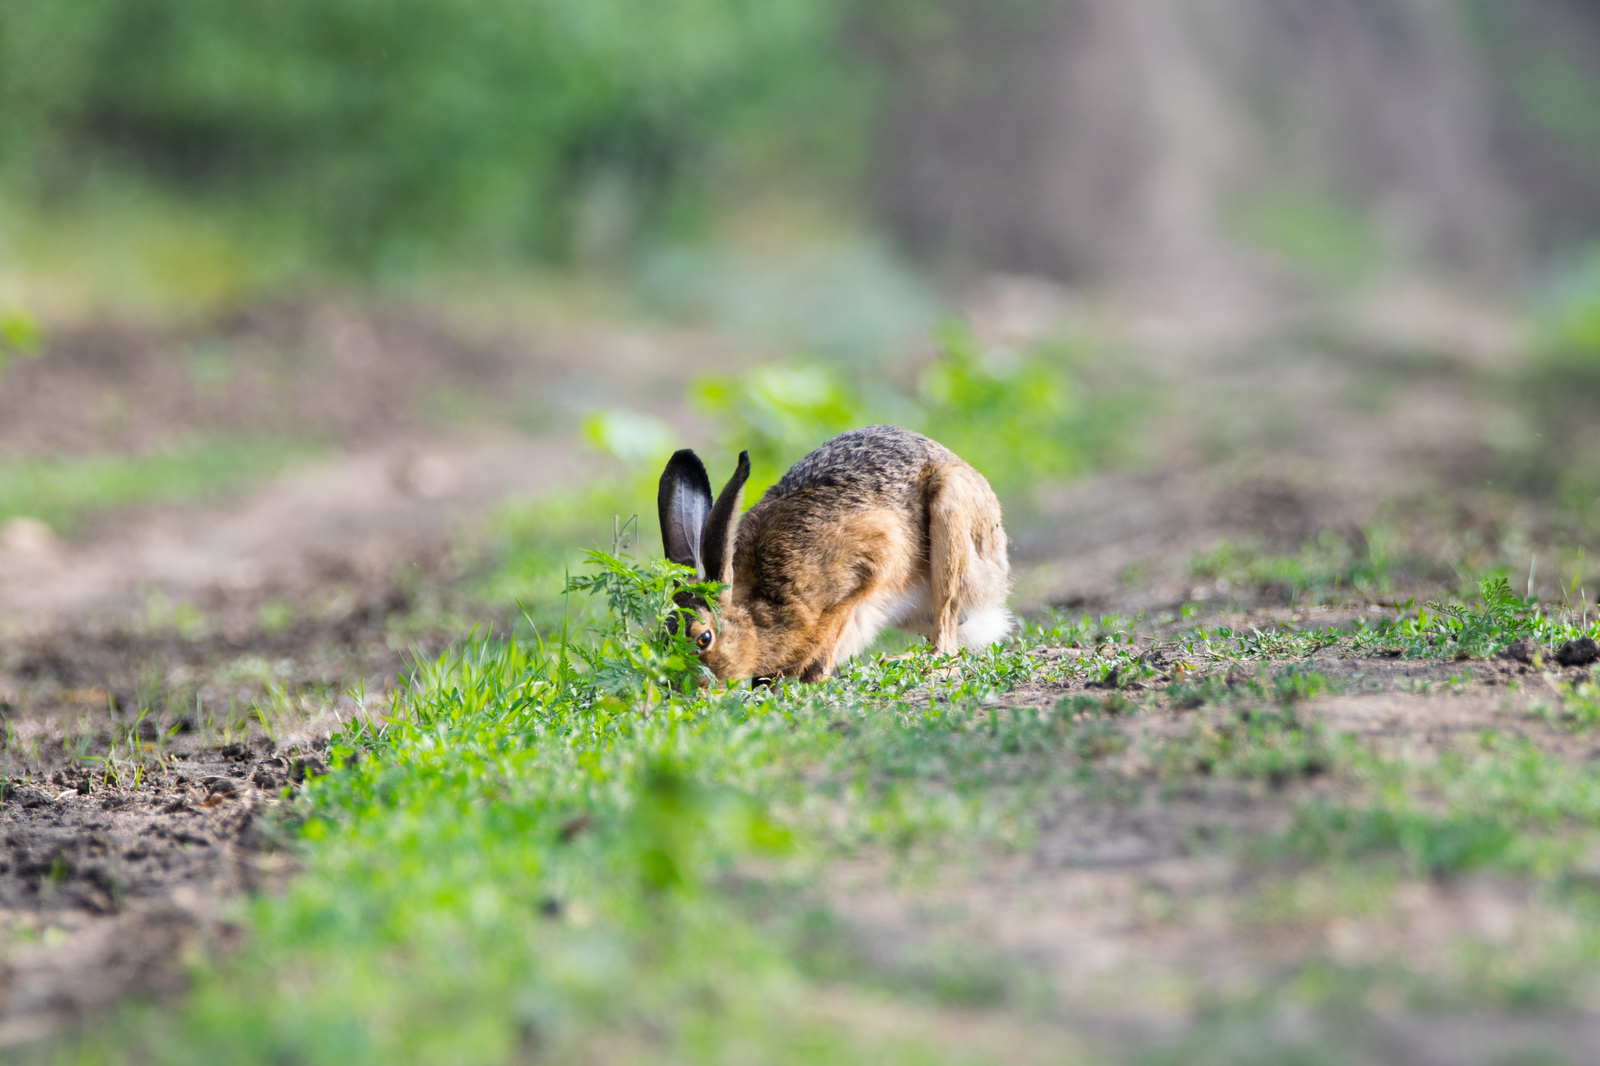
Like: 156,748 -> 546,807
768,426 -> 953,505
734,426 -> 949,602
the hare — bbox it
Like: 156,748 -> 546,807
658,425 -> 1012,682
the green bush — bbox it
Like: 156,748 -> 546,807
0,0 -> 862,267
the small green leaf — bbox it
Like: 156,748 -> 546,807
0,309 -> 42,357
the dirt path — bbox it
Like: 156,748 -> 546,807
0,432 -> 593,631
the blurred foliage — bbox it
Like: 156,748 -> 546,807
0,305 -> 41,373
691,363 -> 871,493
1189,530 -> 1395,605
0,0 -> 868,269
1515,246 -> 1600,507
917,326 -> 1127,498
688,326 -> 1134,502
0,436 -> 317,534
581,408 -> 677,470
1511,57 -> 1600,160
1229,193 -> 1384,288
1461,0 -> 1600,164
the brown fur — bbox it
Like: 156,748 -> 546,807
665,426 -> 1013,683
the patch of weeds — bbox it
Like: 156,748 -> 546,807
1375,575 -> 1598,660
1536,677 -> 1600,732
257,600 -> 294,634
1190,529 -> 1393,603
1165,666 -> 1334,711
1157,708 -> 1334,787
1070,719 -> 1128,763
1183,623 -> 1337,663
1137,993 -> 1358,1065
1272,668 -> 1333,705
1058,692 -> 1137,717
1279,736 -> 1600,879
1166,671 -> 1234,709
788,907 -> 1045,1010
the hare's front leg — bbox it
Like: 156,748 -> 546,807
797,602 -> 858,682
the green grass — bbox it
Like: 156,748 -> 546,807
60,557 -> 1109,1064
1189,530 -> 1396,603
47,518 -> 1600,1062
0,435 -> 319,534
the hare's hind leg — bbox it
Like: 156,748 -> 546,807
926,461 -> 1013,656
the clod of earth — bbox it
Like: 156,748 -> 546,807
1504,635 -> 1546,664
1556,636 -> 1600,667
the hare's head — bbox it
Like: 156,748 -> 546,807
658,448 -> 757,680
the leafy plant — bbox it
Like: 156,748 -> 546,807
690,363 -> 868,493
690,331 -> 1134,502
917,324 -> 1130,498
564,550 -> 723,698
1410,575 -> 1562,658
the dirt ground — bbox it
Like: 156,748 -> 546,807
0,291 -> 1588,1061
822,643 -> 1600,1062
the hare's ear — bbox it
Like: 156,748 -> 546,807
659,449 -> 713,576
702,450 -> 750,588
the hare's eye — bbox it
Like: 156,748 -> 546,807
696,630 -> 714,650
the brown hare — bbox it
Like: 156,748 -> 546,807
658,425 -> 1012,682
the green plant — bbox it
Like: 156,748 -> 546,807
690,335 -> 1134,503
1539,678 -> 1600,731
917,325 -> 1131,499
1386,575 -> 1594,659
563,550 -> 723,699
690,363 -> 868,494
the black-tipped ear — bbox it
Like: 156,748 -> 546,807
659,449 -> 713,575
702,450 -> 750,588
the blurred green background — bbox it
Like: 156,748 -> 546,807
5,0 -> 1600,516
4,0 -> 1600,301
